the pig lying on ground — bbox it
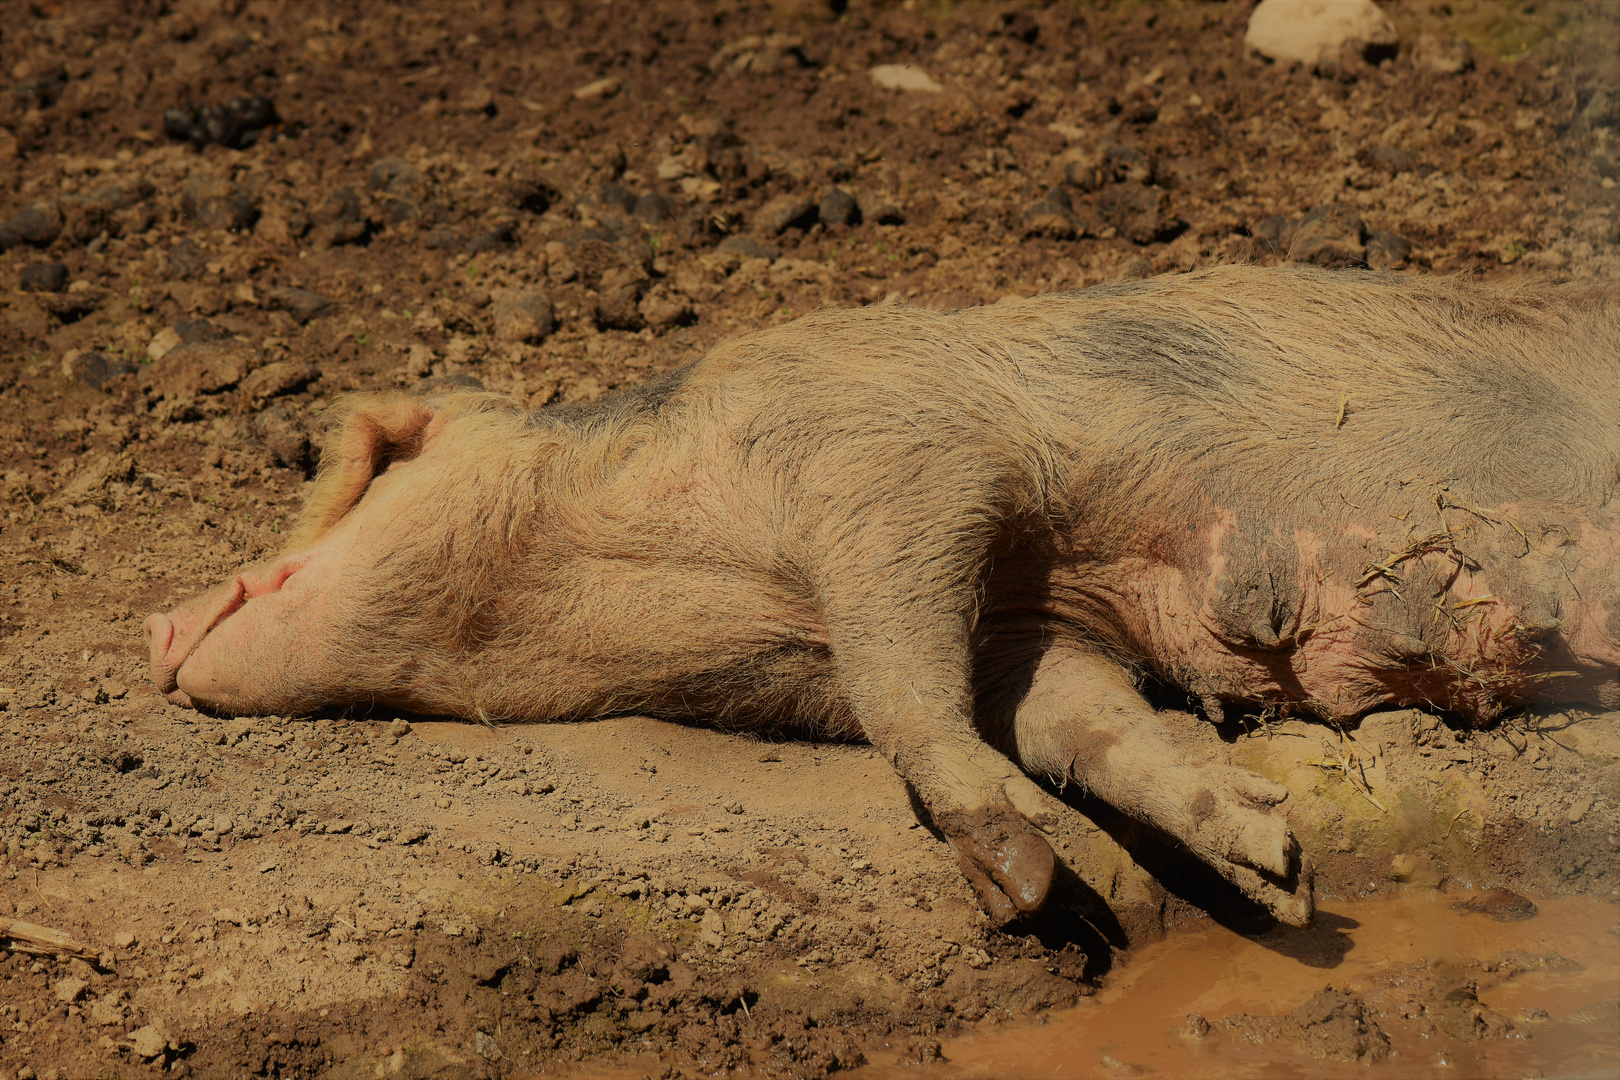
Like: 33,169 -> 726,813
145,266 -> 1620,929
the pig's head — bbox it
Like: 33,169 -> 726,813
145,391 -> 536,716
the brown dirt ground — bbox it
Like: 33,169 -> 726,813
0,1 -> 1616,1077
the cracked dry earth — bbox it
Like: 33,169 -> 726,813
0,0 -> 1616,1077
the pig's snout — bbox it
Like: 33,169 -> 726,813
143,553 -> 313,711
143,612 -> 176,688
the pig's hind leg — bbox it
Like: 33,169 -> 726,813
998,645 -> 1314,927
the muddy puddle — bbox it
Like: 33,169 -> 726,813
850,892 -> 1620,1080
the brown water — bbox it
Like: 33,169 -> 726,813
857,893 -> 1620,1080
557,892 -> 1619,1080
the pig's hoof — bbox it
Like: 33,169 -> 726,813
1181,767 -> 1314,927
938,803 -> 1056,926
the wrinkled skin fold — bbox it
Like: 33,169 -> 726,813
146,267 -> 1620,929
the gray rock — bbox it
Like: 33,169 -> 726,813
267,286 -> 334,323
716,235 -> 780,261
493,287 -> 555,343
1289,204 -> 1365,267
755,192 -> 818,234
634,192 -> 676,227
598,182 -> 637,213
20,262 -> 68,292
63,351 -> 138,390
1252,214 -> 1297,257
1098,184 -> 1179,245
1021,186 -> 1084,240
819,187 -> 859,227
181,177 -> 256,231
0,202 -> 64,250
1364,229 -> 1412,271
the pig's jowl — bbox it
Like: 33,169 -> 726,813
145,266 -> 1620,928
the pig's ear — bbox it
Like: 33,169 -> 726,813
285,394 -> 439,550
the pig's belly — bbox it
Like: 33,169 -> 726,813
1021,514 -> 1619,722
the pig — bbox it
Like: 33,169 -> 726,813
145,266 -> 1620,929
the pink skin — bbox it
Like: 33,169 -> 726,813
145,547 -> 335,714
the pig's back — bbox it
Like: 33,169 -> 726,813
974,266 -> 1620,514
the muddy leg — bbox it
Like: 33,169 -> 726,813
833,636 -> 1069,925
1004,645 -> 1313,927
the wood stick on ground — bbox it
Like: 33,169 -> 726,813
0,919 -> 99,961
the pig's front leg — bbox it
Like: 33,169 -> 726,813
1005,645 -> 1314,927
827,620 -> 1069,925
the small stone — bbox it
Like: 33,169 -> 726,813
20,262 -> 68,292
53,976 -> 88,1003
1022,186 -> 1085,240
716,235 -> 780,261
493,287 -> 555,344
854,190 -> 904,225
0,201 -> 64,250
723,800 -> 744,815
1568,796 -> 1595,824
388,717 -> 412,738
869,64 -> 943,93
1455,888 -> 1537,922
475,1029 -> 503,1061
240,359 -> 319,402
256,860 -> 278,874
214,816 -> 233,835
819,187 -> 859,227
89,993 -> 126,1025
369,156 -> 418,194
1364,229 -> 1411,271
1412,33 -> 1473,76
1288,204 -> 1365,267
1387,853 -> 1418,881
1244,0 -> 1397,67
755,193 -> 818,235
129,1025 -> 168,1058
312,186 -> 366,247
181,176 -> 256,231
1098,184 -> 1178,245
113,929 -> 137,948
1363,144 -> 1421,174
572,77 -> 620,101
62,351 -> 138,390
266,286 -> 334,323
638,286 -> 694,330
634,192 -> 676,226
149,338 -> 251,398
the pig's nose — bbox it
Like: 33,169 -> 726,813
144,613 -> 174,666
